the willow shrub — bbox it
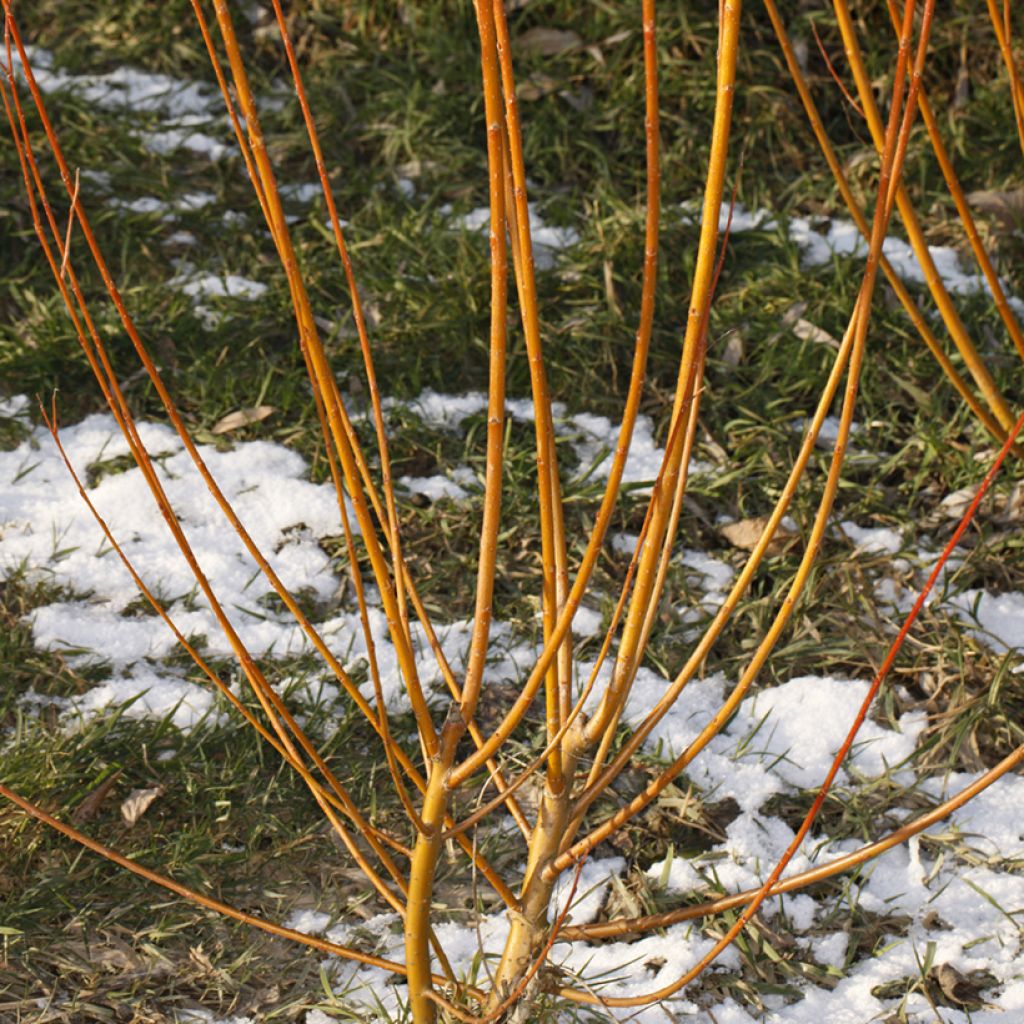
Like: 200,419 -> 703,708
2,1 -> 1023,1021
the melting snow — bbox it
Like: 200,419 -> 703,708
445,202 -> 580,270
2,400 -> 1021,1021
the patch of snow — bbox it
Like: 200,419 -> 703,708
948,588 -> 1024,655
446,203 -> 580,270
792,414 -> 861,448
839,520 -> 904,555
283,909 -> 332,936
550,856 -> 625,925
108,191 -> 218,222
681,198 -> 779,234
169,267 -> 267,301
281,182 -> 323,203
398,473 -> 469,501
570,409 -> 711,489
15,46 -> 220,118
0,394 -> 31,420
141,127 -> 231,161
572,604 -> 603,637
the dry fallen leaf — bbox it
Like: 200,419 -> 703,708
967,188 -> 1024,229
930,962 -> 990,1007
211,405 -> 276,434
120,785 -> 163,827
517,72 -> 560,101
939,484 -> 977,520
791,318 -> 840,350
720,515 -> 795,555
998,481 -> 1024,523
72,769 -> 122,824
720,328 -> 744,367
515,27 -> 582,57
782,300 -> 808,326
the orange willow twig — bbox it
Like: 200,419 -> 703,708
203,0 -> 536,849
882,0 -> 1024,362
1,34 -> 416,914
763,0 -> 1017,453
554,0 -> 929,881
987,0 -> 1024,159
558,744 -> 1024,942
563,312 -> 1024,1017
39,403 -> 411,859
831,0 -> 1016,435
490,0 -> 573,795
3,0 -> 517,927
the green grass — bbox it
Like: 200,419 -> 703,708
2,0 -> 1024,1020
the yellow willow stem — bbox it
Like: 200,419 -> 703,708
443,476 -> 663,840
4,9 -> 419,760
490,0 -> 572,791
762,0 -> 1014,451
202,0 -> 520,911
568,2 -> 1023,822
404,3 -> 516,1017
448,0 -> 665,821
574,349 -> 705,808
190,2 -> 426,833
460,0 -> 509,727
882,0 -> 1024,362
267,0 -> 417,648
208,0 -> 438,762
449,0 -> 666,790
831,0 -> 1016,435
207,48 -> 426,827
7,5 -> 515,915
200,0 -> 528,832
497,130 -> 569,786
40,409 -> 410,858
556,0 -> 926,874
582,0 -> 740,748
0,61 -> 419,919
986,0 -> 1024,160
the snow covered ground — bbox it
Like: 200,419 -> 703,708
2,389 -> 1022,1024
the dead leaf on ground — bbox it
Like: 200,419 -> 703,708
517,72 -> 560,101
930,962 -> 995,1007
720,328 -> 744,367
939,484 -> 980,520
997,481 -> 1024,523
560,85 -> 594,112
782,300 -> 808,326
720,515 -> 795,555
791,318 -> 840,350
211,405 -> 276,434
72,769 -> 122,824
515,27 -> 582,56
120,786 -> 163,827
967,188 -> 1024,229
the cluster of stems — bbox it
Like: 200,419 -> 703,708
2,1 -> 1023,1021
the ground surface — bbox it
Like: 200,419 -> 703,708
1,1 -> 1023,1022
